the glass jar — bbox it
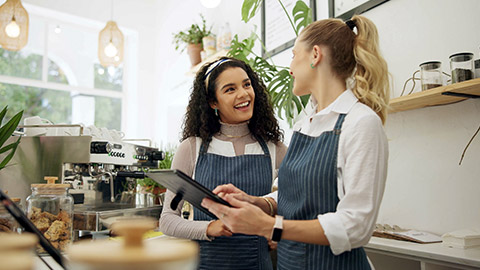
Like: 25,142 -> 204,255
0,204 -> 15,233
26,176 -> 73,253
419,61 -> 443,90
0,197 -> 21,233
449,52 -> 474,83
474,59 -> 480,79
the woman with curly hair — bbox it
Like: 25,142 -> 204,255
159,57 -> 287,269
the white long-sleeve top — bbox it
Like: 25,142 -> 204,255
159,121 -> 287,241
268,89 -> 388,255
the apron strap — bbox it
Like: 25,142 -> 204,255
333,114 -> 347,134
253,135 -> 271,156
199,134 -> 271,156
199,136 -> 212,155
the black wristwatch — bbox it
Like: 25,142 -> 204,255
271,215 -> 283,243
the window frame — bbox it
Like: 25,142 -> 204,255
0,3 -> 137,131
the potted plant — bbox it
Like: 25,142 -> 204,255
137,147 -> 176,205
0,106 -> 23,171
172,14 -> 212,67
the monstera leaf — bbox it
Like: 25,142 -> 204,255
0,106 -> 23,170
293,1 -> 313,33
241,0 -> 263,22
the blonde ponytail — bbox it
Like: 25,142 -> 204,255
351,15 -> 390,124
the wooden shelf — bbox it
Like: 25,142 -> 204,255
389,78 -> 480,113
186,49 -> 229,76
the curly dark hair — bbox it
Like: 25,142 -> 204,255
181,57 -> 283,146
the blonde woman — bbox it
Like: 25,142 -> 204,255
202,15 -> 390,269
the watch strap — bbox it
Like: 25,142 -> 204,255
271,215 -> 283,242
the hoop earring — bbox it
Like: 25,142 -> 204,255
310,63 -> 315,69
214,108 -> 218,116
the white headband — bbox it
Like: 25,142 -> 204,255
204,59 -> 232,91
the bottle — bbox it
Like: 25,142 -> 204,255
222,22 -> 232,50
216,25 -> 224,51
26,176 -> 73,253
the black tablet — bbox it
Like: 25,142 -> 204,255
146,169 -> 231,219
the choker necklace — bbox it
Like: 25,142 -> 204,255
219,131 -> 250,138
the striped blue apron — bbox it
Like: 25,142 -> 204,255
194,136 -> 273,270
277,114 -> 371,270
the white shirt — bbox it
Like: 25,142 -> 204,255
194,137 -> 279,180
269,89 -> 388,255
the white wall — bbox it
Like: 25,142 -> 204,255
362,0 -> 480,235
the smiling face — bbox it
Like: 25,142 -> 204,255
210,67 -> 255,124
290,39 -> 314,97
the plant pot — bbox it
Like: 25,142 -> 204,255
187,43 -> 203,66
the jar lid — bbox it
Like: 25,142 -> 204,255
11,197 -> 21,203
419,61 -> 441,69
31,184 -> 70,189
68,218 -> 198,265
31,176 -> 70,190
449,52 -> 474,61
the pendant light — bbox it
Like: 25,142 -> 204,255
0,0 -> 29,51
98,0 -> 123,67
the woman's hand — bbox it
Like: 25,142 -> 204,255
213,184 -> 275,215
213,184 -> 255,204
206,219 -> 233,238
202,194 -> 275,239
268,240 -> 278,250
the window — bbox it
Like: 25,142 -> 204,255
0,4 -> 135,132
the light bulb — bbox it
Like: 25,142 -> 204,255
200,0 -> 221,8
107,66 -> 116,76
104,42 -> 118,58
54,25 -> 61,34
114,56 -> 120,61
97,68 -> 105,75
5,20 -> 20,38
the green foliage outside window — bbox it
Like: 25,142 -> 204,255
0,48 -> 71,123
0,48 -> 122,130
94,63 -> 123,92
0,48 -> 42,80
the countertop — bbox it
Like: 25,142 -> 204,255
365,236 -> 480,268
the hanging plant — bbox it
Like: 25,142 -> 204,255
229,0 -> 313,126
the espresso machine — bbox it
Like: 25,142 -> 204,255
0,124 -> 165,239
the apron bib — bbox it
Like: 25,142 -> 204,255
194,136 -> 273,270
277,114 -> 371,270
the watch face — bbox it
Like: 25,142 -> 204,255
272,228 -> 283,242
